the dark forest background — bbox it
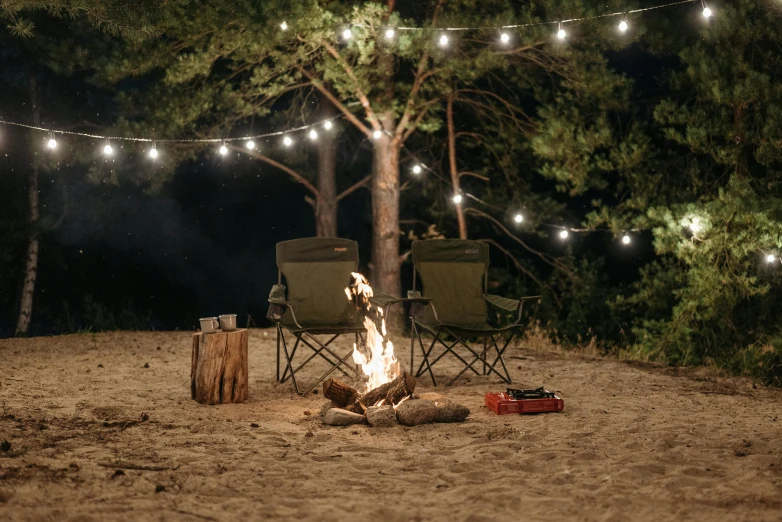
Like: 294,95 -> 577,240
1,0 -> 781,386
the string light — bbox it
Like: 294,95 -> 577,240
622,234 -> 631,245
618,20 -> 628,32
689,217 -> 702,234
148,144 -> 158,159
280,21 -> 288,31
324,120 -> 333,130
412,165 -> 423,175
439,34 -> 449,47
557,23 -> 566,40
342,28 -> 352,41
766,254 -> 776,264
385,28 -> 395,40
500,32 -> 510,44
453,194 -> 463,204
283,136 -> 293,147
245,140 -> 255,150
559,229 -> 569,239
513,214 -> 523,223
308,129 -> 318,140
47,134 -> 57,149
103,142 -> 113,155
219,143 -> 228,155
702,1 -> 712,18
372,129 -> 382,140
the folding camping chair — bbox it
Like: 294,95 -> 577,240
266,238 -> 365,395
408,239 -> 539,386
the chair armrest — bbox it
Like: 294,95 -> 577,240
484,294 -> 541,324
406,290 -> 433,304
483,294 -> 520,312
369,291 -> 407,310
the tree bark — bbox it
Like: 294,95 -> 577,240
191,329 -> 249,404
371,113 -> 402,298
15,72 -> 41,336
315,101 -> 338,237
447,93 -> 468,239
322,378 -> 360,407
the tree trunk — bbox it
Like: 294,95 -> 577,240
315,121 -> 338,237
191,329 -> 249,404
447,94 -> 468,240
15,73 -> 41,337
371,113 -> 402,298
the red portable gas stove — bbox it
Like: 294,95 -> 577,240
485,387 -> 564,415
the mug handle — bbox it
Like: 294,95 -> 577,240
211,318 -> 220,330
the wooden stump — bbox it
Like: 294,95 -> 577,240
191,329 -> 248,405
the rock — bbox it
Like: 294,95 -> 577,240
395,399 -> 438,426
434,400 -> 470,423
416,392 -> 446,402
412,393 -> 469,423
366,405 -> 397,427
323,408 -> 366,426
319,400 -> 340,419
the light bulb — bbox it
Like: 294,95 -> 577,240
412,165 -> 422,175
148,147 -> 158,159
453,194 -> 463,204
514,214 -> 523,223
219,144 -> 228,155
559,229 -> 569,239
283,136 -> 293,147
618,20 -> 628,32
324,121 -> 333,130
373,129 -> 382,140
689,218 -> 702,233
766,254 -> 776,264
342,28 -> 352,40
702,7 -> 712,18
280,21 -> 288,31
500,32 -> 510,44
47,138 -> 57,149
246,140 -> 255,150
622,234 -> 631,245
557,28 -> 566,40
309,129 -> 318,140
103,144 -> 113,155
385,28 -> 395,40
439,34 -> 449,47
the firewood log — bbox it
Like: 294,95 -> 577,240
354,371 -> 416,412
322,378 -> 360,408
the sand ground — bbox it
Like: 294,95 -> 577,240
0,329 -> 780,521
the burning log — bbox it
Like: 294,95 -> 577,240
354,371 -> 416,412
322,378 -> 360,408
322,372 -> 416,413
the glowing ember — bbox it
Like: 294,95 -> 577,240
345,273 -> 399,392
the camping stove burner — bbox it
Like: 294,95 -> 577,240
506,387 -> 556,400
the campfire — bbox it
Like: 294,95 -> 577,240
319,273 -> 469,427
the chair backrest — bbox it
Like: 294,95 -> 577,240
276,237 -> 362,326
411,239 -> 489,326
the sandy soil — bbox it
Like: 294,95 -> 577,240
0,329 -> 780,522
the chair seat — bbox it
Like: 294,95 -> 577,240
280,318 -> 365,334
412,319 -> 519,336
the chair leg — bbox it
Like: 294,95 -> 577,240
276,324 -> 282,382
482,337 -> 487,376
484,331 -> 516,384
280,334 -> 301,394
280,334 -> 301,383
412,323 -> 437,387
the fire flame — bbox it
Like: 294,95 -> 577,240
345,272 -> 399,392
